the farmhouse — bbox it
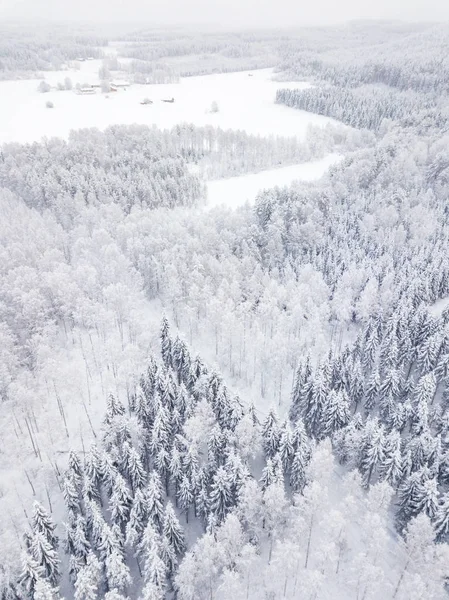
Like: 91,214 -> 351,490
76,87 -> 96,95
110,80 -> 131,92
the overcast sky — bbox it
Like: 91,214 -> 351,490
1,0 -> 448,27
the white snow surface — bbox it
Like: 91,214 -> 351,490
206,154 -> 342,209
0,62 -> 336,144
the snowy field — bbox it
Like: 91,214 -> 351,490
206,154 -> 342,208
0,60 -> 337,144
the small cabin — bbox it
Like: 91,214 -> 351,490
110,80 -> 131,92
77,87 -> 96,95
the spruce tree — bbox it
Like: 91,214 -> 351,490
209,466 -> 233,524
163,501 -> 186,555
109,474 -> 132,529
261,408 -> 280,459
146,471 -> 165,531
19,550 -> 43,597
434,493 -> 449,540
32,502 -> 58,549
177,475 -> 193,523
31,532 -> 60,586
160,317 -> 172,368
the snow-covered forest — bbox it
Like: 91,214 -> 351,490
1,18 -> 449,600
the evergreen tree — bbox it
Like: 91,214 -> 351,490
360,419 -> 385,487
105,393 -> 126,426
74,551 -> 101,600
19,550 -> 43,597
105,550 -> 132,593
364,368 -> 380,412
278,421 -> 294,473
163,501 -> 186,555
125,488 -> 148,548
33,579 -> 61,600
109,474 -> 132,529
414,477 -> 439,520
32,502 -> 58,549
147,471 -> 165,531
304,364 -> 329,437
261,408 -> 280,459
98,523 -> 122,563
209,466 -> 233,524
31,532 -> 60,586
323,389 -> 351,436
379,430 -> 403,487
160,317 -> 172,368
68,450 -> 83,488
434,493 -> 449,540
290,358 -> 312,423
177,475 -> 193,524
62,474 -> 80,521
124,443 -> 146,491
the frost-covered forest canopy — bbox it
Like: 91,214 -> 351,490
2,17 -> 449,600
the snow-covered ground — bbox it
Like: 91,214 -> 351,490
206,154 -> 342,209
0,61 -> 337,144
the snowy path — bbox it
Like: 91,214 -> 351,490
206,154 -> 342,209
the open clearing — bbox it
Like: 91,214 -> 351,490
206,153 -> 342,208
0,62 -> 337,144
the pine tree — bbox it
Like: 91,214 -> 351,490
163,501 -> 186,555
62,474 -> 81,521
84,445 -> 103,501
323,390 -> 351,436
290,359 -> 312,422
31,532 -> 60,586
364,368 -> 380,413
147,471 -> 165,531
124,443 -> 146,491
414,477 -> 439,520
379,430 -> 403,487
168,445 -> 183,498
73,516 -> 90,561
105,393 -> 126,426
74,551 -> 101,600
143,537 -> 166,591
182,446 -> 199,480
68,450 -> 83,488
360,419 -> 385,487
125,488 -> 148,548
160,317 -> 172,368
260,459 -> 276,491
33,579 -> 61,600
434,493 -> 449,540
397,468 -> 430,527
109,474 -> 132,529
19,550 -> 43,597
209,466 -> 233,524
278,422 -> 294,474
304,365 -> 329,437
208,425 -> 225,470
106,550 -> 132,593
195,470 -> 210,526
32,502 -> 58,549
160,534 -> 177,577
348,361 -> 364,412
85,500 -> 105,548
98,523 -> 122,563
177,475 -> 193,523
261,408 -> 280,459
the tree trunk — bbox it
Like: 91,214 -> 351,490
304,514 -> 314,568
